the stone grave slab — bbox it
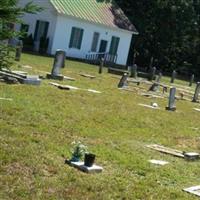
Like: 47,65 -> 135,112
79,73 -> 96,79
138,103 -> 160,109
87,89 -> 101,94
12,70 -> 28,75
66,160 -> 103,173
183,185 -> 200,197
193,108 -> 200,112
22,75 -> 41,86
49,82 -> 79,90
149,160 -> 169,166
63,76 -> 75,81
0,97 -> 13,101
22,65 -> 32,69
147,144 -> 200,160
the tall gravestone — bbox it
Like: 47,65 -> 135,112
15,40 -> 23,61
166,87 -> 176,111
118,73 -> 128,88
171,70 -> 176,83
130,64 -> 138,78
46,50 -> 65,80
189,74 -> 194,87
99,58 -> 104,74
192,82 -> 200,102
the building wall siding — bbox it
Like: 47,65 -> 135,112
17,0 -> 58,53
51,15 -> 132,65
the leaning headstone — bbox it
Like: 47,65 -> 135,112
148,67 -> 156,81
192,82 -> 200,103
46,50 -> 65,80
149,72 -> 162,92
99,58 -> 104,74
149,83 -> 159,92
118,73 -> 128,88
130,64 -> 138,78
15,40 -> 23,61
189,74 -> 194,87
166,87 -> 176,111
170,70 -> 176,83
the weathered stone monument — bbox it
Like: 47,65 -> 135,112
15,40 -> 23,61
46,50 -> 66,80
149,73 -> 162,92
130,64 -> 138,78
189,74 -> 194,87
170,70 -> 176,83
99,58 -> 104,74
166,87 -> 176,111
192,82 -> 200,103
148,67 -> 156,81
118,73 -> 128,88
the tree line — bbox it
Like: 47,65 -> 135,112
116,0 -> 200,76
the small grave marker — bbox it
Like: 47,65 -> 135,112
166,87 -> 176,111
189,74 -> 194,87
130,64 -> 138,78
65,160 -> 103,173
170,70 -> 176,83
149,160 -> 169,166
148,67 -> 156,81
99,58 -> 104,74
15,40 -> 23,61
192,82 -> 200,103
118,73 -> 128,88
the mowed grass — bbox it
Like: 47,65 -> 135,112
1,53 -> 200,200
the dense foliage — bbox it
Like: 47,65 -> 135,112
0,0 -> 41,69
116,0 -> 200,75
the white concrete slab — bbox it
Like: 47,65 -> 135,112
183,185 -> 200,197
149,160 -> 169,166
67,160 -> 103,173
138,103 -> 160,109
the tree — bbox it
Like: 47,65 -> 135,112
0,0 -> 42,69
116,0 -> 200,75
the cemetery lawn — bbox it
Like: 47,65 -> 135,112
1,53 -> 200,200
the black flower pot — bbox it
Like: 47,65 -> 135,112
84,153 -> 96,167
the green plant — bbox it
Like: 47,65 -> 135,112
70,141 -> 88,162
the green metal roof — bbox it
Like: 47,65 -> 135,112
50,0 -> 138,33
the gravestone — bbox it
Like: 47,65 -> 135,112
192,82 -> 200,103
15,40 -> 23,61
189,74 -> 194,87
166,87 -> 176,111
99,58 -> 104,74
118,73 -> 128,88
156,72 -> 162,83
130,64 -> 138,78
148,67 -> 156,81
46,50 -> 65,80
149,72 -> 163,92
171,70 -> 176,83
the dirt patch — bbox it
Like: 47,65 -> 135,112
174,136 -> 200,150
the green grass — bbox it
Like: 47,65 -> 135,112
1,53 -> 200,200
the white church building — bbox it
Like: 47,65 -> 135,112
17,0 -> 138,66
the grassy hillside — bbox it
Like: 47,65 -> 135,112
0,53 -> 200,200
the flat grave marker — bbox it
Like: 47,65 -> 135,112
65,160 -> 103,174
183,185 -> 200,197
149,160 -> 169,166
